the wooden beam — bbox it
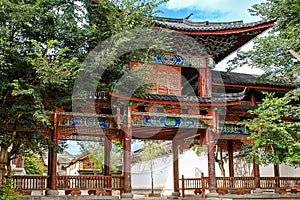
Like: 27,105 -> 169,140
288,49 -> 300,62
213,82 -> 293,91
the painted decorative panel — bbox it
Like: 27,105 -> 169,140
132,115 -> 209,129
150,53 -> 214,68
220,124 -> 249,134
59,114 -> 116,129
57,112 -> 118,139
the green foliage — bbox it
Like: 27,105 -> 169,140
138,140 -> 171,164
244,88 -> 300,166
229,0 -> 300,82
88,146 -> 105,173
0,0 -> 85,175
0,0 -> 167,188
0,175 -> 24,200
77,140 -> 121,174
137,140 -> 171,193
227,0 -> 300,166
23,150 -> 45,175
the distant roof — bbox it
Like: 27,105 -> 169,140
153,17 -> 275,63
213,71 -> 296,89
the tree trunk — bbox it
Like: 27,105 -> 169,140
150,161 -> 154,194
216,148 -> 225,177
0,144 -> 9,192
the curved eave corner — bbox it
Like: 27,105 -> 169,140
154,19 -> 275,35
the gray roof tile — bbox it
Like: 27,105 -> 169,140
154,17 -> 275,32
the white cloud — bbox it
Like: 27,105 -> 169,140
165,0 -> 266,22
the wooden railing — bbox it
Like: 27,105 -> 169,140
57,175 -> 123,191
180,176 -> 300,197
216,177 -> 255,189
12,175 -> 48,190
260,177 -> 300,189
11,175 -> 124,193
180,174 -> 207,198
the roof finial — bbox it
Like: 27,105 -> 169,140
185,13 -> 193,20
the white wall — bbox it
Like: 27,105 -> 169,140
132,149 -> 300,195
131,149 -> 221,195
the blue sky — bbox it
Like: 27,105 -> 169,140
157,0 -> 265,22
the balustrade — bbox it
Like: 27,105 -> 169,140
11,175 -> 299,195
180,176 -> 300,197
12,175 -> 48,190
11,175 -> 124,193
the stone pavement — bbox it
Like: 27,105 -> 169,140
23,190 -> 300,200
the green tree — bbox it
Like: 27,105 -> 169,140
138,141 -> 171,194
229,0 -> 300,166
77,140 -> 122,174
229,0 -> 300,82
0,0 -> 85,191
0,0 -> 168,193
244,89 -> 300,166
23,150 -> 45,175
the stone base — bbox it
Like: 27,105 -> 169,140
121,192 -> 133,199
252,188 -> 263,194
45,189 -> 59,196
146,193 -> 161,197
206,192 -> 219,200
167,191 -> 181,199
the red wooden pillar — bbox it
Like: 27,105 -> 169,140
207,128 -> 217,192
172,140 -> 180,194
250,89 -> 256,106
253,159 -> 260,188
198,59 -> 212,97
227,140 -> 234,177
274,164 -> 280,188
104,137 -> 112,176
47,110 -> 58,191
123,106 -> 132,194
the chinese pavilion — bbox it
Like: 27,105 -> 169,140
12,16 -> 299,198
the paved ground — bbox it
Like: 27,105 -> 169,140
24,190 -> 300,200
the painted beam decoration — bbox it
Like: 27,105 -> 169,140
131,112 -> 211,128
56,112 -> 118,139
220,124 -> 249,134
150,53 -> 214,68
58,112 -> 116,128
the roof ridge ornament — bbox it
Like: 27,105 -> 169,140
184,13 -> 193,20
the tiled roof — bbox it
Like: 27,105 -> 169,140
213,71 -> 296,88
135,92 -> 245,104
153,17 -> 275,63
154,17 -> 275,32
229,104 -> 257,111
